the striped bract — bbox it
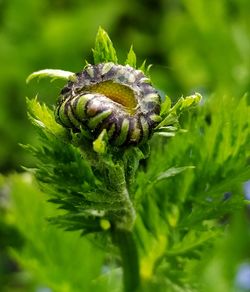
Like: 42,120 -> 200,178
55,62 -> 162,146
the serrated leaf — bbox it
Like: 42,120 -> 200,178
156,93 -> 202,129
26,69 -> 76,83
26,97 -> 67,139
167,229 -> 219,256
179,93 -> 202,110
167,93 -> 201,115
155,113 -> 179,130
93,26 -> 118,64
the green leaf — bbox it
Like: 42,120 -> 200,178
125,46 -> 136,68
156,93 -> 202,129
154,166 -> 195,183
26,69 -> 76,83
179,93 -> 202,110
93,27 -> 118,64
26,97 -> 68,139
5,173 -> 107,292
167,229 -> 220,256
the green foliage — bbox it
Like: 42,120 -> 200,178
1,174 -> 110,292
156,93 -> 202,137
200,210 -> 250,292
159,0 -> 250,97
0,176 -> 25,291
2,0 -> 250,172
133,92 -> 250,290
26,96 -> 141,234
24,27 -> 199,234
0,8 -> 250,292
0,0 -> 126,172
17,28 -> 250,292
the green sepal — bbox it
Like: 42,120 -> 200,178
125,46 -> 137,68
92,26 -> 118,64
93,129 -> 108,154
160,95 -> 172,116
139,60 -> 152,75
26,69 -> 76,84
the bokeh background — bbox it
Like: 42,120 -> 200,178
1,0 -> 250,173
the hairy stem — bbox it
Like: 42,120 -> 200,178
80,145 -> 139,289
112,229 -> 140,292
116,185 -> 136,230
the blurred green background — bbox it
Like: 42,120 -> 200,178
1,0 -> 250,173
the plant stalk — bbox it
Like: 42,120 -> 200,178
112,229 -> 140,292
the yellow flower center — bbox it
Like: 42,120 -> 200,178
88,81 -> 137,109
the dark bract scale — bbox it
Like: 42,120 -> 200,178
55,62 -> 162,146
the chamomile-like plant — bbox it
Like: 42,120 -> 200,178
25,27 -> 201,292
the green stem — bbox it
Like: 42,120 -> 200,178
112,229 -> 140,292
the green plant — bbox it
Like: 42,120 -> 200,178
13,27 -> 249,292
24,27 -> 200,291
